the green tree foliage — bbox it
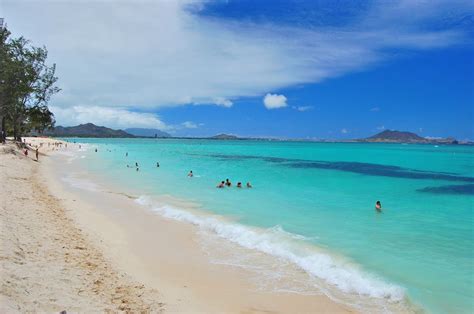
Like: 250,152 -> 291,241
0,23 -> 59,141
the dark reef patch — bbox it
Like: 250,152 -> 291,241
417,184 -> 474,195
205,154 -> 473,183
286,161 -> 473,182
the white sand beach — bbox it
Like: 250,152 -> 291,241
0,137 -> 357,313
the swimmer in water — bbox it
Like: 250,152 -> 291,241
237,182 -> 242,188
217,181 -> 225,188
156,162 -> 160,168
188,170 -> 193,177
95,148 -> 97,152
126,152 -> 128,157
225,178 -> 232,187
135,162 -> 139,167
246,182 -> 252,188
375,201 -> 382,212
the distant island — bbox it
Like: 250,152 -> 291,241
209,134 -> 239,140
359,130 -> 459,144
36,124 -> 467,144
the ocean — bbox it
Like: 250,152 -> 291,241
60,138 -> 474,313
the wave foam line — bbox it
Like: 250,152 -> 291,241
135,195 -> 405,302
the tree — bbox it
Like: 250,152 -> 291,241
0,26 -> 11,137
0,23 -> 59,141
27,105 -> 55,133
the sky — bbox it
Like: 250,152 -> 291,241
1,0 -> 473,139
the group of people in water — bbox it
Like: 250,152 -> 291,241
120,152 -> 384,209
188,171 -> 252,189
216,179 -> 252,189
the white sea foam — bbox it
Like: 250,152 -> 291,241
135,195 -> 405,302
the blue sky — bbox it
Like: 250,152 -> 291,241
2,0 -> 473,139
161,45 -> 473,139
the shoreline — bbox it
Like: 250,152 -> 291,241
2,137 -> 415,313
42,139 -> 359,313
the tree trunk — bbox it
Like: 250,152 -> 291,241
13,121 -> 17,141
0,115 -> 4,143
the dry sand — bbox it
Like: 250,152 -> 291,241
1,137 -> 356,313
0,140 -> 163,312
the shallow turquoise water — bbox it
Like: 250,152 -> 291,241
64,138 -> 473,313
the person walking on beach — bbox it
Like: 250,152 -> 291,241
35,148 -> 39,161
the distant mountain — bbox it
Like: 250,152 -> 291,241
125,128 -> 171,138
361,130 -> 458,144
209,134 -> 239,140
367,130 -> 426,142
43,123 -> 134,138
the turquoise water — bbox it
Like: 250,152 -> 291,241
64,138 -> 473,313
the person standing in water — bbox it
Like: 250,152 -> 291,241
216,181 -> 225,188
246,182 -> 252,188
126,152 -> 128,157
375,201 -> 382,212
237,182 -> 242,188
156,162 -> 160,168
225,178 -> 232,187
188,170 -> 193,177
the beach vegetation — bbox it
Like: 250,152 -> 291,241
0,24 -> 59,141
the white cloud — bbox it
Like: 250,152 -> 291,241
376,125 -> 385,130
341,128 -> 349,134
213,97 -> 233,108
263,93 -> 288,109
50,105 -> 168,130
370,107 -> 380,112
2,0 -> 471,118
293,106 -> 313,112
181,121 -> 199,129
